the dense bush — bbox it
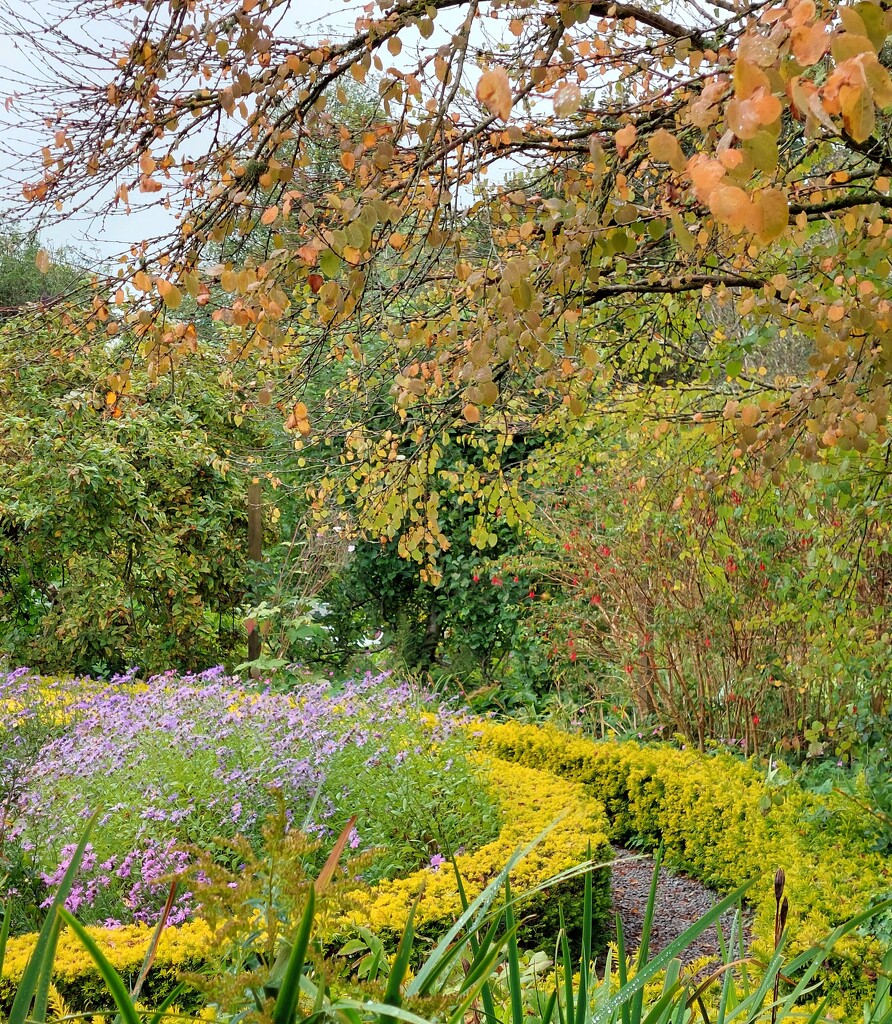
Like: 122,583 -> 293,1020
476,721 -> 892,1008
0,331 -> 288,675
517,423 -> 892,751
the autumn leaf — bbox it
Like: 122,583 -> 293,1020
614,123 -> 637,157
753,188 -> 789,243
35,248 -> 50,274
648,129 -> 685,172
476,68 -> 512,120
554,83 -> 583,117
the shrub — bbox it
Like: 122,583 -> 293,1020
475,721 -> 892,1007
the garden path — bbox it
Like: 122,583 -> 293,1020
610,847 -> 750,964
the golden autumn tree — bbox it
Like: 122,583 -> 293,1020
7,0 -> 892,568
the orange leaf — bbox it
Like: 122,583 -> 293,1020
791,21 -> 829,66
476,68 -> 512,120
615,123 -> 637,157
462,403 -> 481,423
260,205 -> 279,225
340,151 -> 356,172
709,184 -> 753,232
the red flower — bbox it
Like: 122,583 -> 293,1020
491,576 -> 503,586
752,715 -> 760,726
472,574 -> 479,582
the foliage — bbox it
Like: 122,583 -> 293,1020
0,668 -> 497,930
0,328 -> 287,675
12,0 -> 892,573
475,720 -> 892,1010
1,753 -> 612,1009
514,418 -> 892,750
6,816 -> 892,1024
0,231 -> 83,312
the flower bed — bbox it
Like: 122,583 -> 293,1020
0,667 -> 499,928
475,721 -> 892,1007
0,755 -> 612,1011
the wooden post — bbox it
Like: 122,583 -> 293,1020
247,479 -> 263,665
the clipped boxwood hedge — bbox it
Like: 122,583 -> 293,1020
1,755 -> 612,1012
475,721 -> 892,1008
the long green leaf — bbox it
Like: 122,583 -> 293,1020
630,847 -> 663,1024
505,879 -> 524,1024
0,900 -> 11,976
450,852 -> 499,1024
272,886 -> 315,1024
383,891 -> 419,1009
31,912 -> 62,1023
58,909 -> 141,1024
592,881 -> 753,1024
9,814 -> 97,1024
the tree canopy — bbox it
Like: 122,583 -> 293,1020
6,0 -> 892,567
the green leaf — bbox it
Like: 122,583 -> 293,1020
272,886 -> 315,1024
57,909 -> 141,1024
9,814 -> 98,1024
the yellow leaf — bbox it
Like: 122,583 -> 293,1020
35,249 -> 50,274
648,129 -> 685,172
476,67 -> 512,120
753,188 -> 788,243
840,81 -> 875,142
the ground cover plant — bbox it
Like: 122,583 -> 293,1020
0,667 -> 499,931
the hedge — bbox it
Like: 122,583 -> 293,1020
475,721 -> 892,1008
1,755 -> 612,1011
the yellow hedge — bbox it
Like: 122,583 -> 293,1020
475,721 -> 892,1005
1,756 -> 611,1010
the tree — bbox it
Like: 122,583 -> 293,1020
7,0 -> 892,568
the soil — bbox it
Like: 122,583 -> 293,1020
609,846 -> 750,965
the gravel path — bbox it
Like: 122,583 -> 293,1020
609,847 -> 750,964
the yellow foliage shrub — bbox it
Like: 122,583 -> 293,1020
475,721 -> 892,1006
